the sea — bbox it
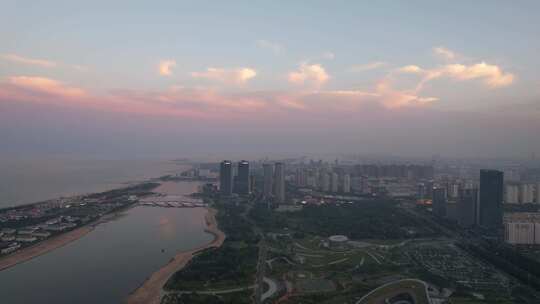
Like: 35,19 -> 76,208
0,158 -> 187,208
0,159 -> 213,303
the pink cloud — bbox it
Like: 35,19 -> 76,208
191,67 -> 257,85
0,74 -> 439,123
398,62 -> 515,90
1,54 -> 56,68
7,76 -> 86,99
288,63 -> 329,87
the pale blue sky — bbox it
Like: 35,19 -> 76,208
0,1 -> 539,158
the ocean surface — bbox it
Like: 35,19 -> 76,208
0,181 -> 212,304
0,158 -> 187,208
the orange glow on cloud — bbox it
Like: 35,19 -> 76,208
159,60 -> 176,76
191,67 -> 257,85
288,63 -> 329,87
398,61 -> 515,90
9,76 -> 86,98
1,54 -> 57,68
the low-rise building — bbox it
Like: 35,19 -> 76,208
0,242 -> 20,254
16,235 -> 37,242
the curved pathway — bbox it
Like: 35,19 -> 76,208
261,277 -> 278,302
355,278 -> 431,304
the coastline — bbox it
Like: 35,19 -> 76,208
125,207 -> 225,304
0,207 -> 132,272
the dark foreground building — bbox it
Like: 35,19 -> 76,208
219,160 -> 233,196
432,187 -> 447,217
478,169 -> 504,228
236,160 -> 250,195
458,188 -> 478,228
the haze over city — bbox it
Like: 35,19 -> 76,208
1,1 -> 539,159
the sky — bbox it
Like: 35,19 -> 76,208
1,1 -> 539,160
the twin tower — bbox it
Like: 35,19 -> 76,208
219,160 -> 285,203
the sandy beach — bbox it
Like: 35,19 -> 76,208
126,207 -> 225,304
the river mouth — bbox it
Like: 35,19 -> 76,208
0,181 -> 213,304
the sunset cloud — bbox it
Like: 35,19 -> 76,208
375,80 -> 438,109
442,62 -> 515,87
1,53 -> 57,68
288,63 -> 329,87
8,76 -> 86,98
191,67 -> 257,85
158,60 -> 176,76
398,65 -> 424,74
397,62 -> 515,90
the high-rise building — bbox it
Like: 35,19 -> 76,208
448,183 -> 460,199
478,169 -> 504,228
351,176 -> 362,193
537,183 -> 540,203
504,212 -> 540,245
263,163 -> 273,198
432,187 -> 447,217
331,172 -> 339,193
219,160 -> 233,196
274,162 -> 285,203
295,168 -> 307,187
505,222 -> 536,244
320,172 -> 330,192
457,188 -> 478,228
342,174 -> 351,193
520,183 -> 535,204
505,184 -> 519,204
236,160 -> 250,195
417,183 -> 426,200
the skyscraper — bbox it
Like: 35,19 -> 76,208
320,172 -> 330,192
331,172 -> 339,193
520,183 -> 535,203
458,188 -> 478,227
342,174 -> 351,193
505,184 -> 519,204
263,163 -> 273,198
479,169 -> 504,228
432,187 -> 447,217
219,160 -> 233,196
274,162 -> 285,203
236,160 -> 250,195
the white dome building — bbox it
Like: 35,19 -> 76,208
328,235 -> 349,250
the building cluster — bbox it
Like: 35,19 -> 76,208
427,170 -> 505,229
0,216 -> 81,255
0,190 -> 138,257
292,163 -> 434,197
219,160 -> 286,203
504,213 -> 540,245
504,182 -> 540,204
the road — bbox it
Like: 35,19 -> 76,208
261,277 -> 278,302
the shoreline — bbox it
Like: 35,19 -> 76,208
0,207 -> 132,272
125,207 -> 225,304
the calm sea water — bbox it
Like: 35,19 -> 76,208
0,181 -> 212,304
0,159 -> 187,208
